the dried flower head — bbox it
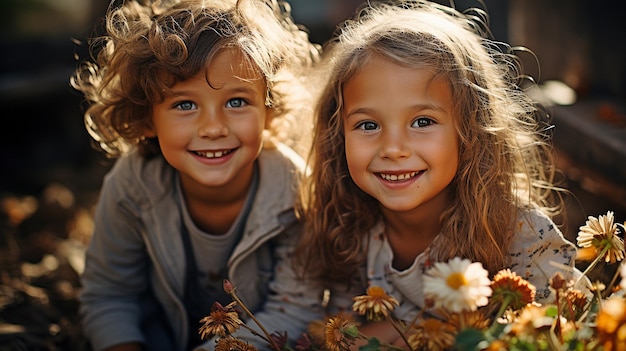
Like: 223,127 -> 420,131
215,337 -> 258,351
561,288 -> 589,320
352,286 -> 399,321
596,296 -> 626,350
491,269 -> 536,311
577,211 -> 625,263
325,314 -> 359,351
549,272 -> 569,291
423,257 -> 492,313
199,301 -> 243,339
407,317 -> 456,351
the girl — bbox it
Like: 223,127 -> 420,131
297,0 -> 579,334
71,0 -> 323,350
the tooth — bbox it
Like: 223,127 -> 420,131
215,151 -> 223,157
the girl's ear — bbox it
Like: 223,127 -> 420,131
264,107 -> 274,130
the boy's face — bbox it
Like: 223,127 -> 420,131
342,55 -> 459,217
148,48 -> 269,195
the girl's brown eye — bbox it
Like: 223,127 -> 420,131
412,117 -> 434,128
356,121 -> 379,131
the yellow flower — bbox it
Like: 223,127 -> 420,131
352,286 -> 399,321
491,269 -> 536,311
324,315 -> 359,351
407,317 -> 456,351
199,302 -> 243,339
423,257 -> 492,313
596,297 -> 626,351
215,337 -> 258,351
577,211 -> 625,263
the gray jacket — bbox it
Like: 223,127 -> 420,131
80,144 -> 325,351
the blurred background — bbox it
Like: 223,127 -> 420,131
0,0 -> 625,349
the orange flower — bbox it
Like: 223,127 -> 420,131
447,310 -> 490,331
491,269 -> 536,311
407,317 -> 456,351
352,286 -> 399,321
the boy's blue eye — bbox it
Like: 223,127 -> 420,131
412,117 -> 434,128
226,98 -> 247,108
356,121 -> 379,131
175,101 -> 195,110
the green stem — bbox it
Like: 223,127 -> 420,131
490,295 -> 513,330
575,246 -> 609,286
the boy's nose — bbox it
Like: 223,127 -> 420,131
198,112 -> 229,139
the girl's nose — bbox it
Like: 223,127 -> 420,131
379,130 -> 410,159
198,111 -> 229,139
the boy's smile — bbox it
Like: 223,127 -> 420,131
149,48 -> 269,196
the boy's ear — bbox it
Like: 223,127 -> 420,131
143,124 -> 157,138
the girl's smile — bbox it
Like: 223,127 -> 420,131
377,170 -> 423,182
342,54 -> 459,214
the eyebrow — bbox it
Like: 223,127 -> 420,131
344,103 -> 445,118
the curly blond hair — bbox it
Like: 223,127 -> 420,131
71,0 -> 319,158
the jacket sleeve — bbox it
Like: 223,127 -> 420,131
80,159 -> 152,351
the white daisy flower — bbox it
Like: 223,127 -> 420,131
423,257 -> 492,313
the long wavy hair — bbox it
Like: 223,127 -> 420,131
296,0 -> 564,284
71,0 -> 319,158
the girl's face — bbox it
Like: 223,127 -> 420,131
342,55 -> 459,215
148,48 -> 268,194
